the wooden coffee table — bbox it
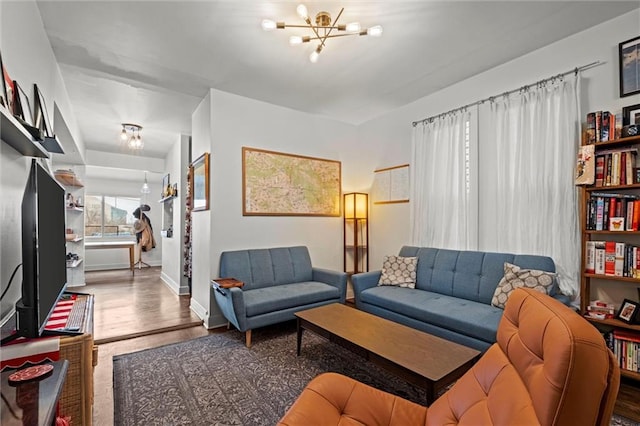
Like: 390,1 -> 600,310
295,303 -> 481,404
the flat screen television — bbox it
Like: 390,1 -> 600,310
14,159 -> 67,339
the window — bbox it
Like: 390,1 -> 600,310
85,195 -> 140,238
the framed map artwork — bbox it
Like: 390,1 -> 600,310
242,147 -> 341,216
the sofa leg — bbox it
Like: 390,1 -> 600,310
245,330 -> 252,348
227,321 -> 231,330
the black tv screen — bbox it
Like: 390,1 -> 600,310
18,159 -> 67,338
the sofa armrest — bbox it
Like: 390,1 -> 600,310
351,271 -> 381,307
213,285 -> 247,331
552,293 -> 572,306
312,268 -> 348,303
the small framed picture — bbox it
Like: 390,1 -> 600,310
619,36 -> 640,98
14,81 -> 33,125
623,104 -> 640,126
190,152 -> 210,212
616,299 -> 639,324
162,173 -> 170,197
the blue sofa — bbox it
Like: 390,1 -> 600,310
352,246 -> 568,351
213,246 -> 347,347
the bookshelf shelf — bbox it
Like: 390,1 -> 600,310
583,273 -> 640,284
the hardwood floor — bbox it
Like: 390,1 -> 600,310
83,267 -> 203,344
86,268 -> 640,424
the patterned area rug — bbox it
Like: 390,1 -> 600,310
113,322 -> 637,426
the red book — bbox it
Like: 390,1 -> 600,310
613,330 -> 640,343
633,200 -> 640,231
595,155 -> 605,187
604,241 -> 616,275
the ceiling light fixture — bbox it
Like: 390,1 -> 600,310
120,123 -> 143,150
141,171 -> 151,194
262,4 -> 382,63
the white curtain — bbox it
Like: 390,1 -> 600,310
410,109 -> 474,250
489,75 -> 581,296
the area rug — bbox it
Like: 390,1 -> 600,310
113,322 -> 427,425
113,322 -> 637,426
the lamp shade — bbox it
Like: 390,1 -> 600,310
344,192 -> 368,219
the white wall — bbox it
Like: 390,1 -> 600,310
160,134 -> 190,294
0,1 -> 83,321
190,92 -> 213,322
189,89 -> 358,328
358,10 -> 640,301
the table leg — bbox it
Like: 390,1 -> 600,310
296,319 -> 304,356
128,245 -> 135,275
425,384 -> 435,405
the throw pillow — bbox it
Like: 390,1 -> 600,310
378,255 -> 418,288
491,262 -> 556,309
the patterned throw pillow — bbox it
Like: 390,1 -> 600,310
491,262 -> 556,309
377,255 -> 418,288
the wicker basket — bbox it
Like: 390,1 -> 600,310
58,294 -> 96,425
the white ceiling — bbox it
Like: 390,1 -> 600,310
35,1 -> 639,160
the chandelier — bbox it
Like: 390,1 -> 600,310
120,123 -> 143,150
262,4 -> 382,63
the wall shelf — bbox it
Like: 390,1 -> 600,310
0,107 -> 49,158
66,257 -> 83,268
158,195 -> 177,203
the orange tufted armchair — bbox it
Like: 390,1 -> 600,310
278,288 -> 620,426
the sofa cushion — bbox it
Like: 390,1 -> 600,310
491,262 -> 556,309
359,286 -> 502,343
244,282 -> 340,317
377,255 -> 418,288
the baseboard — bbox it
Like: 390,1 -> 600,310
85,261 -> 162,271
160,271 -> 190,295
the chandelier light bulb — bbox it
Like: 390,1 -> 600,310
367,25 -> 383,37
345,22 -> 361,32
289,35 -> 303,45
120,128 -> 127,140
296,4 -> 308,20
261,19 -> 276,31
309,50 -> 319,63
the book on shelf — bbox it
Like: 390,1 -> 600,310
586,195 -> 640,231
604,241 -> 616,276
575,144 -> 595,185
586,111 -> 616,143
594,241 -> 606,275
600,329 -> 640,373
590,147 -> 637,187
587,241 -> 640,277
585,241 -> 595,274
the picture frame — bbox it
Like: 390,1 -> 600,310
190,152 -> 210,212
1,51 -> 16,115
242,147 -> 341,216
619,35 -> 640,98
14,81 -> 33,125
33,84 -> 53,137
622,103 -> 640,126
162,173 -> 170,198
616,298 -> 639,324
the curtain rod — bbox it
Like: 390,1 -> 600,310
412,60 -> 603,127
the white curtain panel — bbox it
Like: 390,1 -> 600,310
489,75 -> 581,296
410,110 -> 473,250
